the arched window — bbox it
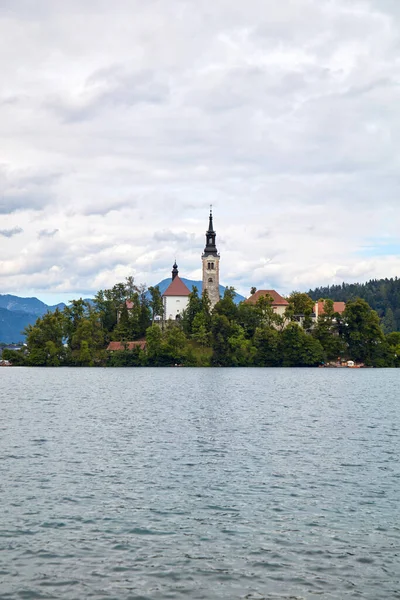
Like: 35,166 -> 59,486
208,277 -> 213,283
211,262 -> 215,269
207,262 -> 211,269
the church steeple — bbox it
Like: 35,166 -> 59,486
172,260 -> 179,281
201,208 -> 220,309
203,208 -> 218,256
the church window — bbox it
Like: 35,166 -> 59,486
211,262 -> 214,269
208,278 -> 213,283
208,262 -> 211,269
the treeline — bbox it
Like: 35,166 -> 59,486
308,277 -> 400,333
3,279 -> 400,367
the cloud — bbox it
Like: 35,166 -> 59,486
38,228 -> 59,238
0,0 -> 400,300
0,226 -> 23,237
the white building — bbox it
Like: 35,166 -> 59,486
162,262 -> 191,321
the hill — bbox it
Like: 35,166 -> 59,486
308,277 -> 400,333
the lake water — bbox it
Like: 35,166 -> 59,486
0,368 -> 399,600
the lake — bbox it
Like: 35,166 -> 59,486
0,368 -> 399,599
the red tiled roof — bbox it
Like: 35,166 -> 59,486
107,341 -> 147,351
244,290 -> 289,306
162,276 -> 191,297
317,301 -> 346,315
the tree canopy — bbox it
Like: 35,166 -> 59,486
4,278 -> 398,368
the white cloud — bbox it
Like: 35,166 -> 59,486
0,0 -> 399,301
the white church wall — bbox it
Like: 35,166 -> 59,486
164,296 -> 189,320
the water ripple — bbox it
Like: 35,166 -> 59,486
1,367 -> 399,599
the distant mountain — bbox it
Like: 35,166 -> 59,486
154,278 -> 246,304
0,294 -> 66,316
0,294 -> 68,343
0,307 -> 37,344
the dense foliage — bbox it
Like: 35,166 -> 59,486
308,277 -> 400,333
3,279 -> 399,368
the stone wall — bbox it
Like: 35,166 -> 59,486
202,256 -> 220,308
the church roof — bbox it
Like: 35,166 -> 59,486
163,275 -> 191,297
244,290 -> 289,306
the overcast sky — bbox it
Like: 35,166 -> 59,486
0,0 -> 399,304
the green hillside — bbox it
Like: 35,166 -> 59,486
308,277 -> 400,333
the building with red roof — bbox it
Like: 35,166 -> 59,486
244,289 -> 289,316
314,301 -> 346,318
162,261 -> 191,321
107,340 -> 147,351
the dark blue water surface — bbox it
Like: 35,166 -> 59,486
1,368 -> 399,599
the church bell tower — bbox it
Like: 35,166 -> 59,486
202,208 -> 220,308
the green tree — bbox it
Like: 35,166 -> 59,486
213,287 -> 239,321
181,286 -> 202,335
253,325 -> 281,366
164,325 -> 188,364
382,307 -> 396,334
279,323 -> 324,367
341,298 -> 385,365
313,299 -> 345,362
145,324 -> 165,365
191,312 -> 211,346
24,309 -> 68,366
148,286 -> 164,323
285,291 -> 315,331
386,332 -> 400,367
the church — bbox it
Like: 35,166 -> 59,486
162,209 -> 220,321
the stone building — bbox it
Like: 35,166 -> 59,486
201,209 -> 220,309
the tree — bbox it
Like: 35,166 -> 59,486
181,286 -> 202,335
253,325 -> 281,366
148,286 -> 164,323
341,298 -> 385,365
24,309 -> 68,366
145,324 -> 165,365
70,312 -> 105,365
213,287 -> 239,321
285,292 -> 315,331
382,308 -> 396,334
386,332 -> 400,368
313,299 -> 345,362
191,312 -> 211,346
164,325 -> 188,364
279,323 -> 324,367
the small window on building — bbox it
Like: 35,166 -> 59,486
209,237 -> 212,244
176,299 -> 180,303
208,278 -> 213,283
208,262 -> 211,269
211,262 -> 214,269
